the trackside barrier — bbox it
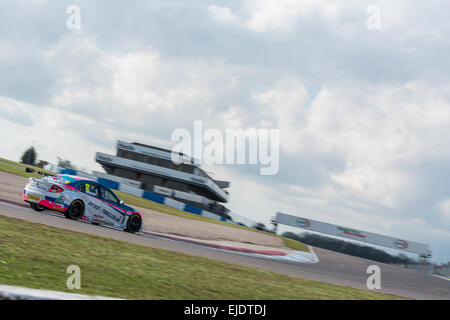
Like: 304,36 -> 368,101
57,168 -> 239,225
0,284 -> 122,300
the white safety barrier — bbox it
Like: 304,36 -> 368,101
0,284 -> 122,300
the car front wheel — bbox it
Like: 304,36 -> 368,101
125,214 -> 142,233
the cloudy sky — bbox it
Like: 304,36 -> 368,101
1,0 -> 449,262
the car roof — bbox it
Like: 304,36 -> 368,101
58,175 -> 117,192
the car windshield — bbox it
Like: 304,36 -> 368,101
100,187 -> 120,204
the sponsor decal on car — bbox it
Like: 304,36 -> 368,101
32,181 -> 47,190
28,195 -> 40,201
102,209 -> 121,223
88,201 -> 101,211
54,195 -> 66,204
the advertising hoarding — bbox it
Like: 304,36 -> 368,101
276,212 -> 431,256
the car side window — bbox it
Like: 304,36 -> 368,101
80,183 -> 99,197
100,187 -> 119,204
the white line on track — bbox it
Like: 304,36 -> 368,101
433,275 -> 450,281
307,245 -> 319,263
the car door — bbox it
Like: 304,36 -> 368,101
78,182 -> 104,221
98,186 -> 126,225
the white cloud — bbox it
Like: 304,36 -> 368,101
243,0 -> 343,33
437,199 -> 450,225
208,6 -> 240,25
249,76 -> 450,209
251,77 -> 309,154
207,1 -> 348,32
0,96 -> 35,127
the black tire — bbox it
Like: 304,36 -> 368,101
64,200 -> 85,220
30,203 -> 45,212
125,214 -> 142,233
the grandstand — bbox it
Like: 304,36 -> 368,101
96,141 -> 231,218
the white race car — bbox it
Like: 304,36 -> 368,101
23,174 -> 143,233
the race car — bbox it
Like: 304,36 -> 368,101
23,174 -> 143,233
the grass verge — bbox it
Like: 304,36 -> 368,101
0,157 -> 54,178
0,215 -> 406,300
0,157 -> 308,252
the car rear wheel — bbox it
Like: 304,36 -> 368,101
65,200 -> 84,220
125,214 -> 141,233
30,203 -> 45,212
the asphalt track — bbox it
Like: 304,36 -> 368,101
1,201 -> 449,300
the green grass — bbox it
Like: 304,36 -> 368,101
0,157 -> 55,178
0,215 -> 406,300
282,237 -> 310,251
0,157 -> 308,252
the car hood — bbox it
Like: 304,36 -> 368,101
123,203 -> 138,213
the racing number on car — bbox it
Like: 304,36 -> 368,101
85,183 -> 98,197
